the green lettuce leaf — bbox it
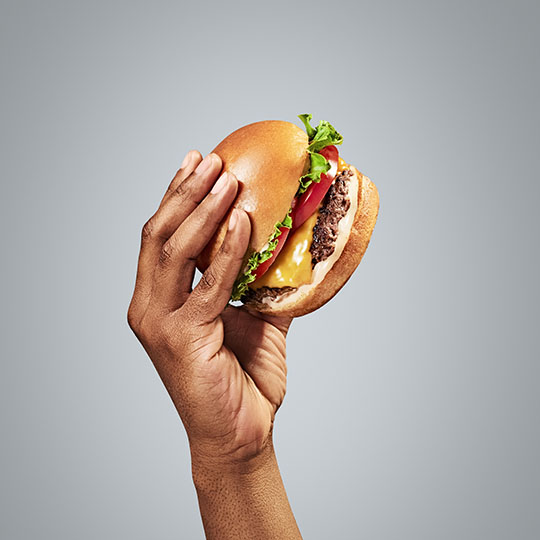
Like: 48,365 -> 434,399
297,114 -> 343,195
297,152 -> 331,194
298,113 -> 317,138
299,114 -> 344,152
231,211 -> 293,301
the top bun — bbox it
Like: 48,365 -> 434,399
198,121 -> 308,270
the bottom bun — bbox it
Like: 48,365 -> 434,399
244,166 -> 379,318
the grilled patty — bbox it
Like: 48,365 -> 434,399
310,169 -> 352,267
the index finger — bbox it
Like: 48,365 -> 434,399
130,152 -> 222,323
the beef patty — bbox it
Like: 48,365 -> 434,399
310,169 -> 352,266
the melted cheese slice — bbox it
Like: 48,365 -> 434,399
253,211 -> 319,289
250,158 -> 352,291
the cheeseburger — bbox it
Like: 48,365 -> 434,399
198,114 -> 379,317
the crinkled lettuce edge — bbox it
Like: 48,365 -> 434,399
297,114 -> 343,195
230,212 -> 292,301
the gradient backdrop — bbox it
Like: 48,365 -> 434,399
1,1 -> 539,539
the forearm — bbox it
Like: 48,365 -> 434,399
192,441 -> 302,540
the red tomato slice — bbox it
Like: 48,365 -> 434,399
291,145 -> 339,231
253,226 -> 291,279
319,145 -> 339,179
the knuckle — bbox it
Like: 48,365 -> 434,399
159,240 -> 176,266
173,179 -> 192,200
137,312 -> 164,347
143,313 -> 181,354
221,238 -> 236,257
141,218 -> 155,241
127,303 -> 139,332
128,307 -> 156,349
164,184 -> 177,199
199,269 -> 218,291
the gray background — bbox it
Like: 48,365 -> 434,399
1,0 -> 539,538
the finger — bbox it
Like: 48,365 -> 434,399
159,150 -> 202,208
184,209 -> 251,324
243,307 -> 294,336
151,172 -> 239,309
148,153 -> 223,243
131,153 -> 222,319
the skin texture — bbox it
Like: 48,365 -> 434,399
127,151 -> 302,540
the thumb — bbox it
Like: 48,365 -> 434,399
184,209 -> 251,324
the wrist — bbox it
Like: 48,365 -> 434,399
190,436 -> 302,540
190,438 -> 277,491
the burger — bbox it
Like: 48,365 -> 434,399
198,114 -> 379,318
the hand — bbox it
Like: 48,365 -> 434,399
127,150 -> 293,466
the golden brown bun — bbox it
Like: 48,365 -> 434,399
246,166 -> 379,318
198,121 -> 308,270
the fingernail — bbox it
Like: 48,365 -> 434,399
195,153 -> 215,175
180,151 -> 192,169
228,209 -> 239,231
211,172 -> 230,194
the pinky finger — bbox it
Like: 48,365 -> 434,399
184,209 -> 251,324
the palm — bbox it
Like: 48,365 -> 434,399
223,306 -> 289,399
189,306 -> 291,460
